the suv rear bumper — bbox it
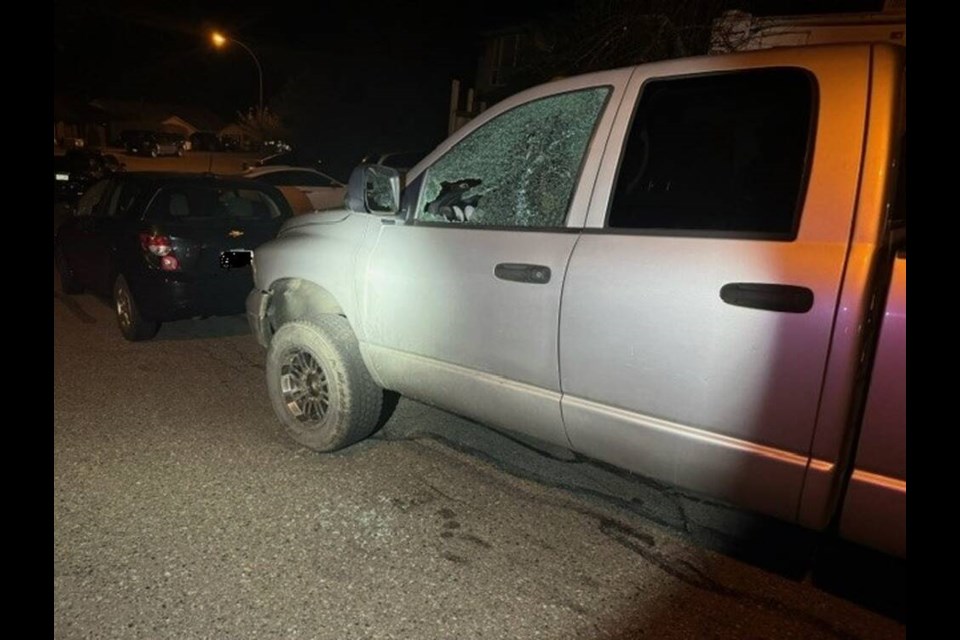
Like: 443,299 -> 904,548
130,271 -> 250,322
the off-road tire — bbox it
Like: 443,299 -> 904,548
266,316 -> 384,451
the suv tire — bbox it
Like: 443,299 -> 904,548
114,274 -> 160,341
266,316 -> 385,451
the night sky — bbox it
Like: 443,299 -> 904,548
54,0 -> 588,166
54,0 -> 886,169
54,0 -> 577,115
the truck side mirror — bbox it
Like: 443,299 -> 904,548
346,164 -> 400,215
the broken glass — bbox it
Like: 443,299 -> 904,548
419,87 -> 610,228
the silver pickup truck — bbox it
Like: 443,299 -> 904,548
247,43 -> 906,558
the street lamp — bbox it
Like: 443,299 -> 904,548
211,31 -> 263,115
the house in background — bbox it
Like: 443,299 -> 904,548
86,99 -> 225,146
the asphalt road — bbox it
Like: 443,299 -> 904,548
54,152 -> 905,638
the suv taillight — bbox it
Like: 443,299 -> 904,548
139,233 -> 179,271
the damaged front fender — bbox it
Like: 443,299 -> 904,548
246,288 -> 273,347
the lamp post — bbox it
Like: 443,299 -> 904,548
211,31 -> 263,115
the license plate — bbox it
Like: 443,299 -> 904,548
55,173 -> 70,181
220,249 -> 252,269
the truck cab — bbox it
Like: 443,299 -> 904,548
248,43 -> 906,558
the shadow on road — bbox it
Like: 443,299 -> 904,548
373,399 -> 907,625
152,314 -> 251,341
57,284 -> 251,342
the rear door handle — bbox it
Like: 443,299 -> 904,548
720,283 -> 814,313
494,263 -> 552,284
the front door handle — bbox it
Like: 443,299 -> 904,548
720,283 -> 814,313
494,263 -> 552,284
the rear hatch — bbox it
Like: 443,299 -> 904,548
142,182 -> 289,277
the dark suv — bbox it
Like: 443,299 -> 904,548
54,172 -> 292,340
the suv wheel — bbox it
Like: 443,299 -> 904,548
266,316 -> 387,451
114,274 -> 160,341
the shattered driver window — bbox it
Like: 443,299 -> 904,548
417,87 -> 610,228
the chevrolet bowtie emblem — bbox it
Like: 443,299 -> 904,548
228,229 -> 244,238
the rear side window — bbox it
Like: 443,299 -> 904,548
148,185 -> 285,222
75,180 -> 111,217
106,181 -> 145,219
608,68 -> 815,238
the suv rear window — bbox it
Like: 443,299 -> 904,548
148,185 -> 285,222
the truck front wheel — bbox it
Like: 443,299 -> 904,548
266,316 -> 384,451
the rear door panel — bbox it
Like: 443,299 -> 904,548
558,47 -> 871,521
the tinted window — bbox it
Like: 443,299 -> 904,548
75,180 -> 111,217
106,181 -> 145,219
608,69 -> 815,238
148,185 -> 285,222
416,87 -> 610,228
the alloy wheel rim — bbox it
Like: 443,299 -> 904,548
279,349 -> 330,425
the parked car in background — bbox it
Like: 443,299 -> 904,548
121,130 -> 185,157
242,165 -> 346,213
172,133 -> 191,151
244,147 -> 325,171
119,129 -> 153,154
54,148 -> 126,208
55,172 -> 292,341
139,132 -> 186,157
189,131 -> 222,151
60,137 -> 86,149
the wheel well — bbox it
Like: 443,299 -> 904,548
266,279 -> 345,334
